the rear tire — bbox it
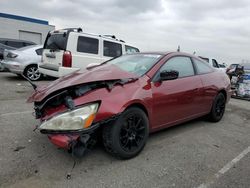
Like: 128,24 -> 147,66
102,107 -> 149,159
208,93 -> 226,122
24,65 -> 41,81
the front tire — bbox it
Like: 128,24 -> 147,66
102,107 -> 149,159
208,93 -> 226,122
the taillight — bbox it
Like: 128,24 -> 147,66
62,51 -> 72,67
7,52 -> 18,58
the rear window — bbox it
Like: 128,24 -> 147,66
77,36 -> 99,54
125,45 -> 139,54
24,42 -> 35,46
6,41 -> 24,48
44,34 -> 67,50
103,41 -> 122,57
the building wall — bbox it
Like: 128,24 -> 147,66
0,17 -> 55,44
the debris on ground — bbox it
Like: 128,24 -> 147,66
13,146 -> 25,152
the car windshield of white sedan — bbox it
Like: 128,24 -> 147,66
108,54 -> 162,76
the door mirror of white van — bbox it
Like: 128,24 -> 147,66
86,63 -> 101,69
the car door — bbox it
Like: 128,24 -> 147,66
151,56 -> 204,129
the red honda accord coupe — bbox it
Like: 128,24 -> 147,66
28,52 -> 231,159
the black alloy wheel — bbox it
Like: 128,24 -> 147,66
119,113 -> 146,153
103,107 -> 149,159
209,93 -> 226,122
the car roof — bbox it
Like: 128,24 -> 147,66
0,38 -> 36,44
137,51 -> 198,57
50,29 -> 129,45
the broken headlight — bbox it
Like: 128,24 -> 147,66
39,103 -> 99,131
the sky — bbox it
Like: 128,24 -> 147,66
1,0 -> 250,64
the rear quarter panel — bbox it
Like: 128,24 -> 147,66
199,70 -> 231,111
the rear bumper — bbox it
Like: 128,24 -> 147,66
39,63 -> 80,77
1,60 -> 24,74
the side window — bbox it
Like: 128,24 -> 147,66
125,45 -> 139,54
6,41 -> 24,48
103,41 -> 122,57
193,58 -> 213,74
159,56 -> 195,78
212,59 -> 219,68
77,36 -> 98,54
35,48 -> 43,56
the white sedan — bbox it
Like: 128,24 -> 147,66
2,45 -> 43,81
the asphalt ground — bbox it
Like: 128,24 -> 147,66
0,72 -> 249,188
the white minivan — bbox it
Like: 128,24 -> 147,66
39,28 -> 139,77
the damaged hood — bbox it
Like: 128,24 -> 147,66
28,64 -> 137,102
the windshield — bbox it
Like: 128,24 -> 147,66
106,54 -> 162,76
44,33 -> 67,50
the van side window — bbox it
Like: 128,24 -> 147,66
103,41 -> 122,57
77,36 -> 98,54
125,45 -> 139,54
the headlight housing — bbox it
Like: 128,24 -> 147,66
39,103 -> 99,131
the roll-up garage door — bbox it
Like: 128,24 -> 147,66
19,30 -> 42,44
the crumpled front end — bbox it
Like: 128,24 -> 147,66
29,78 -> 137,156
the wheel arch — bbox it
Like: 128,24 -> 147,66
123,102 -> 149,117
218,89 -> 227,101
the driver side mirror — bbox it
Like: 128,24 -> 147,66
160,70 -> 179,81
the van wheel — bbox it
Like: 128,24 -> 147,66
102,107 -> 149,159
24,65 -> 41,81
208,93 -> 226,122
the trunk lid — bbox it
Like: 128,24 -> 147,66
42,33 -> 68,68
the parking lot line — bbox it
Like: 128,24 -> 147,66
0,110 -> 33,116
197,146 -> 250,188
